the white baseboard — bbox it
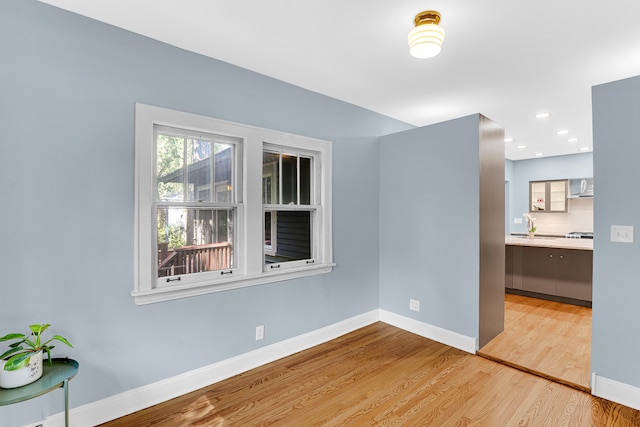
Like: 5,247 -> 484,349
39,311 -> 477,427
42,310 -> 379,427
379,309 -> 477,354
592,372 -> 640,411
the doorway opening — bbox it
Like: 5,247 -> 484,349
478,180 -> 592,392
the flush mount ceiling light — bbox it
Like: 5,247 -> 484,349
535,112 -> 551,119
408,10 -> 445,58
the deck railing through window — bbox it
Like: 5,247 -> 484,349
158,242 -> 232,277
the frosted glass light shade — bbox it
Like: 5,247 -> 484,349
408,23 -> 445,58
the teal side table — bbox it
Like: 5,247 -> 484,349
0,358 -> 79,427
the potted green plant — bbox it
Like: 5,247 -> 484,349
0,324 -> 73,388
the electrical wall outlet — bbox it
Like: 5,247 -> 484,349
611,225 -> 634,243
255,325 -> 264,340
409,299 -> 420,312
514,218 -> 523,224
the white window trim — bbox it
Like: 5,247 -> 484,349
133,103 -> 333,305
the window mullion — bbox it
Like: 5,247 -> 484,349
296,154 -> 300,205
277,152 -> 282,204
244,135 -> 265,276
210,142 -> 216,203
182,136 -> 188,203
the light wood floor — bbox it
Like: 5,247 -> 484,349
99,322 -> 640,426
478,293 -> 592,392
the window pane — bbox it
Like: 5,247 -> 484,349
282,154 -> 297,204
300,156 -> 311,205
156,134 -> 185,201
264,211 -> 272,248
214,143 -> 233,203
264,210 -> 311,264
263,151 -> 279,204
157,207 -> 234,278
186,137 -> 212,202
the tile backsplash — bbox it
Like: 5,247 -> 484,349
532,198 -> 593,235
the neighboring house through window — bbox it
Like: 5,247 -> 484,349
133,103 -> 333,304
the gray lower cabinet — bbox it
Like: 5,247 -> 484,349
506,245 -> 592,302
505,245 -> 513,289
556,249 -> 593,301
522,247 -> 558,295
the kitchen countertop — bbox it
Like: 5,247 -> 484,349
505,235 -> 593,250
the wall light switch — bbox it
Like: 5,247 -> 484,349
514,218 -> 523,224
611,225 -> 634,243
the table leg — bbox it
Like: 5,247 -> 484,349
63,379 -> 69,427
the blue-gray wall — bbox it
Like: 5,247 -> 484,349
378,116 -> 482,339
592,75 -> 640,389
506,153 -> 593,234
0,2 -> 411,425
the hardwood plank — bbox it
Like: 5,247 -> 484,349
98,322 -> 640,426
478,293 -> 592,391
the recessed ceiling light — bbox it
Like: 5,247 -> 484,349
579,147 -> 590,152
556,129 -> 569,135
568,137 -> 579,142
504,137 -> 514,143
535,152 -> 544,157
516,144 -> 527,149
535,112 -> 551,119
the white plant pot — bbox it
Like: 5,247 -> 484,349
0,350 -> 43,388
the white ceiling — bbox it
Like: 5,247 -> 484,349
40,0 -> 640,160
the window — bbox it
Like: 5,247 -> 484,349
263,148 -> 315,269
155,126 -> 238,280
134,103 -> 333,304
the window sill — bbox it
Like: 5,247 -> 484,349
132,263 -> 335,305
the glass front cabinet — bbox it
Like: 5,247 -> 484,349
529,179 -> 568,213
